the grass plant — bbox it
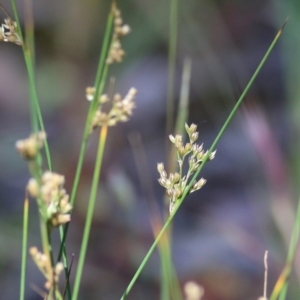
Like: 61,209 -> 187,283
0,0 -> 296,299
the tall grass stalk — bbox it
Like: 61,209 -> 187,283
8,15 -> 54,285
161,0 -> 180,295
11,0 -> 52,170
20,196 -> 29,300
166,0 -> 178,147
72,125 -> 108,300
120,22 -> 285,300
160,57 -> 192,300
56,6 -> 114,263
168,57 -> 191,172
270,193 -> 300,300
10,2 -> 73,297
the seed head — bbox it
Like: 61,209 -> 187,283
15,132 -> 46,160
157,124 -> 216,215
106,3 -> 130,64
1,18 -> 22,46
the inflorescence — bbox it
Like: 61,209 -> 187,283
0,17 -> 21,45
157,123 -> 216,214
15,131 -> 71,294
106,2 -> 130,64
27,171 -> 72,228
29,247 -> 64,291
86,86 -> 137,130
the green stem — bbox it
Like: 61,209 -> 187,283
11,0 -> 52,171
270,193 -> 300,300
56,6 -> 113,263
72,125 -> 108,300
166,0 -> 178,147
20,196 -> 29,300
120,21 -> 285,300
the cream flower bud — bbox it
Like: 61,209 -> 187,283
157,163 -> 164,173
209,150 -> 216,160
86,86 -> 95,101
190,132 -> 199,142
169,134 -> 176,143
55,262 -> 64,275
184,281 -> 204,300
121,24 -> 131,35
29,246 -> 38,256
27,178 -> 39,197
99,94 -> 109,103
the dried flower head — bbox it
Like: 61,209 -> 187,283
106,3 -> 130,64
88,87 -> 137,131
15,131 -> 46,160
30,247 -> 64,291
27,171 -> 72,227
86,86 -> 96,101
0,18 -> 22,45
158,123 -> 216,214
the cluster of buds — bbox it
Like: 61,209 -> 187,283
27,171 -> 72,227
157,123 -> 216,214
106,3 -> 130,64
30,247 -> 64,291
0,18 -> 22,45
86,87 -> 137,130
15,132 -> 46,160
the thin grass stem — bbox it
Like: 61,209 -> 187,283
169,57 -> 191,173
56,7 -> 113,263
20,195 -> 29,300
160,57 -> 191,300
72,125 -> 108,300
11,0 -> 52,171
120,21 -> 284,300
270,193 -> 300,300
166,0 -> 178,149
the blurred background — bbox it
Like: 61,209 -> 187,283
0,0 -> 300,299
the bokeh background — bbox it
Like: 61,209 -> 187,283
1,0 -> 300,299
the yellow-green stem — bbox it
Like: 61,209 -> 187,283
270,193 -> 300,300
20,196 -> 29,300
72,125 -> 108,300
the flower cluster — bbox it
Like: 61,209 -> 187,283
30,247 -> 64,291
15,131 -> 46,160
106,3 -> 130,64
0,18 -> 22,45
86,87 -> 137,130
157,123 -> 216,214
27,171 -> 72,227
